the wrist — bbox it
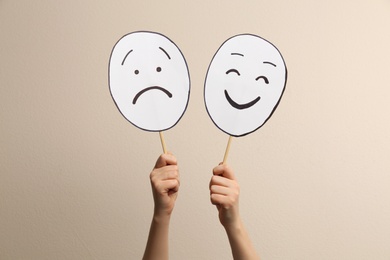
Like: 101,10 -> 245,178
223,216 -> 243,232
152,210 -> 172,224
219,206 -> 241,229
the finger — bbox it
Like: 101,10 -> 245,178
210,185 -> 231,196
155,153 -> 177,168
210,175 -> 233,188
213,164 -> 236,180
213,164 -> 224,176
168,179 -> 180,193
157,179 -> 180,193
210,193 -> 228,206
151,166 -> 179,183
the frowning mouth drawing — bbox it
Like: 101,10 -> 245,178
133,86 -> 173,105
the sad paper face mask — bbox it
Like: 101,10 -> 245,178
109,31 -> 190,132
204,34 -> 287,137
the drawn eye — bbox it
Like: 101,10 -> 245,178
226,69 -> 240,76
134,69 -> 139,75
156,67 -> 162,72
255,75 -> 269,84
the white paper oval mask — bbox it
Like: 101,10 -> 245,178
109,31 -> 190,131
204,34 -> 287,137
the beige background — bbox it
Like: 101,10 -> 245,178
1,1 -> 390,259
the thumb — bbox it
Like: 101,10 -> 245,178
155,153 -> 177,168
213,164 -> 236,180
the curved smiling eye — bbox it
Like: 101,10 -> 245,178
226,68 -> 240,76
256,75 -> 269,84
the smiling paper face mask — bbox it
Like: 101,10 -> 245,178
109,31 -> 190,132
204,34 -> 287,137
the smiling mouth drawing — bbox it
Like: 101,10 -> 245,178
224,89 -> 260,110
132,86 -> 173,105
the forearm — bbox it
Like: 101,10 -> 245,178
142,214 -> 171,260
224,218 -> 260,260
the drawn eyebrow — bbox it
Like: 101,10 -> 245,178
159,47 -> 171,60
231,53 -> 244,57
263,61 -> 276,67
226,68 -> 241,76
121,49 -> 133,65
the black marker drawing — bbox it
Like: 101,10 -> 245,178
121,49 -> 133,65
133,86 -> 173,105
204,33 -> 287,137
159,47 -> 171,60
226,69 -> 241,76
109,31 -> 190,132
224,89 -> 260,110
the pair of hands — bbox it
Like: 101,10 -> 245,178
147,153 -> 260,260
149,153 -> 240,228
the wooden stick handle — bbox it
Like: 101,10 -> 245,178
159,131 -> 167,154
222,135 -> 232,164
